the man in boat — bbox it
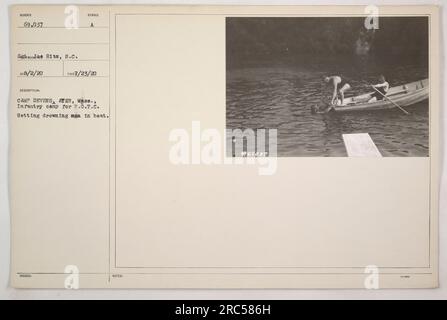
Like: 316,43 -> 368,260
368,75 -> 390,102
324,75 -> 351,107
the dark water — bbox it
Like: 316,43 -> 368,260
226,59 -> 429,157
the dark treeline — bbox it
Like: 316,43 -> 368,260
226,17 -> 428,68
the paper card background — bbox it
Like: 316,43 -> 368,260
1,0 -> 446,298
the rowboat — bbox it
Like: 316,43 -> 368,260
311,79 -> 428,113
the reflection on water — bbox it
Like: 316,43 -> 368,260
226,61 -> 429,157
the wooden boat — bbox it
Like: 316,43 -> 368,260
311,79 -> 428,113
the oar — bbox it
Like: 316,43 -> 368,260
363,81 -> 409,115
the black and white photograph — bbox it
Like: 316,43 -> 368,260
226,17 -> 429,157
